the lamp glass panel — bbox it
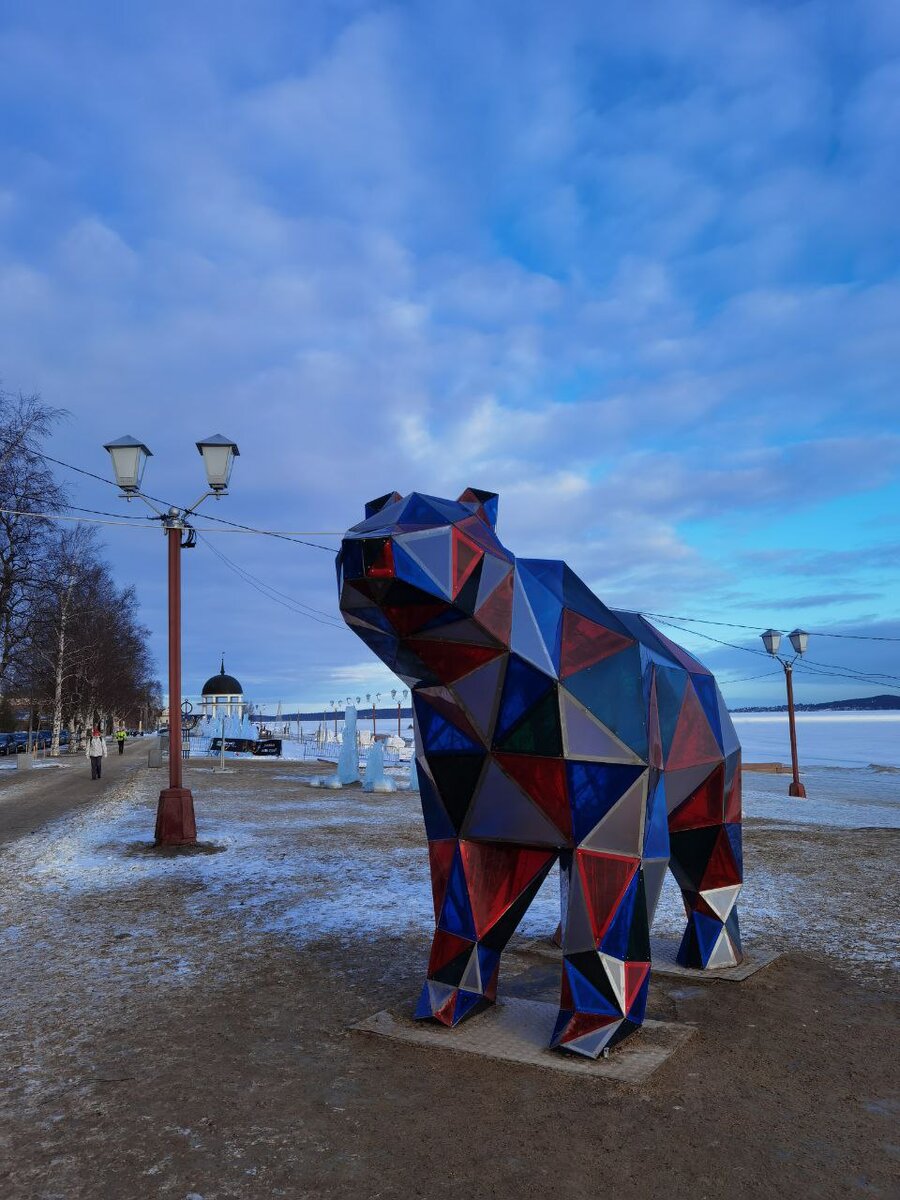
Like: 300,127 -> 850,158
789,629 -> 809,655
200,444 -> 233,488
761,629 -> 782,655
109,445 -> 142,489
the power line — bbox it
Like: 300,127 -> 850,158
650,615 -> 900,688
37,449 -> 340,552
627,608 -> 900,643
197,534 -> 347,630
0,506 -> 160,529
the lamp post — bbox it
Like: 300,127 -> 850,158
104,433 -> 240,845
760,627 -> 810,798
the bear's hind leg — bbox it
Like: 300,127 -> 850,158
415,838 -> 556,1027
667,758 -> 744,968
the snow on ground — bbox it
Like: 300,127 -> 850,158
0,759 -> 896,997
733,711 -> 900,769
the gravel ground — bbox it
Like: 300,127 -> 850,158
0,760 -> 897,1199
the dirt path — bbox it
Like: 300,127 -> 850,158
0,738 -> 152,845
0,761 -> 897,1199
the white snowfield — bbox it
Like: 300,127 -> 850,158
733,711 -> 900,769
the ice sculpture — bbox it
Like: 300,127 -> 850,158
336,706 -> 361,785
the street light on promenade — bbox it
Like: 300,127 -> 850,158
760,627 -> 810,798
104,433 -> 240,845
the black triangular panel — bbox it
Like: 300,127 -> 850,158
427,753 -> 487,830
495,687 -> 563,756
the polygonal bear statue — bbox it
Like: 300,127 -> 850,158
337,489 -> 743,1058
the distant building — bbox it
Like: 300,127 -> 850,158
200,657 -> 245,719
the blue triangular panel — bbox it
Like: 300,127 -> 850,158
496,655 -> 553,740
561,566 -> 631,633
600,871 -> 640,959
564,961 -> 621,1017
725,822 -> 743,874
518,564 -> 564,671
567,761 -> 646,844
511,575 -> 557,676
402,529 -> 452,593
418,770 -> 456,840
654,665 -> 686,759
438,848 -> 477,939
693,911 -> 722,965
454,990 -> 485,1020
691,674 -> 724,752
627,972 -> 650,1023
415,700 -> 482,754
563,646 -> 648,759
392,541 -> 447,596
643,778 -> 670,858
399,494 -> 455,526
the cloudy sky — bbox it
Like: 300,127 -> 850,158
2,0 -> 899,710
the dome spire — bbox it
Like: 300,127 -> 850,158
220,652 -> 225,675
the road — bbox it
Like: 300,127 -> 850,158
0,738 -> 153,846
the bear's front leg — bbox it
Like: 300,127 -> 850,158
551,849 -> 652,1058
415,837 -> 556,1027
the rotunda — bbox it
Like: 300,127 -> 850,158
201,657 -> 244,719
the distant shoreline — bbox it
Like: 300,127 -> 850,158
730,693 -> 900,714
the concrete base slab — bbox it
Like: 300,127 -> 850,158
351,998 -> 694,1084
514,936 -> 780,983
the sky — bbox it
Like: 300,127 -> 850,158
1,0 -> 899,711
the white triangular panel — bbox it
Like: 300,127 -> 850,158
706,927 -> 739,968
599,953 -> 626,1012
460,948 -> 482,993
565,1019 -> 622,1059
560,689 -> 642,764
581,774 -> 648,856
701,884 -> 741,921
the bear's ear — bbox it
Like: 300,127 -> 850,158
458,488 -> 498,529
365,491 -> 402,519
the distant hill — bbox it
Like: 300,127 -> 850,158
731,694 -> 900,714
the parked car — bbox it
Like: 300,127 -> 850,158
0,733 -> 15,756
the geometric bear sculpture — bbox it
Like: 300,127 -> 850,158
337,489 -> 743,1058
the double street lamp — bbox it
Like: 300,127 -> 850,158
760,627 -> 810,798
104,433 -> 240,846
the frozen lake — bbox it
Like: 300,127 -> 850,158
733,710 -> 900,769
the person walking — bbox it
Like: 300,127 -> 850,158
86,727 -> 107,779
115,725 -> 127,755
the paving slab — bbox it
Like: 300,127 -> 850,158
351,997 -> 694,1084
514,935 -> 780,982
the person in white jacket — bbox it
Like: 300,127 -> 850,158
86,727 -> 107,779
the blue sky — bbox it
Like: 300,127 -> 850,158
1,0 -> 899,709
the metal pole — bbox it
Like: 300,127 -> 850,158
154,521 -> 198,845
784,661 -> 806,798
372,701 -> 376,736
397,701 -> 401,738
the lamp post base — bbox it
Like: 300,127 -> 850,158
155,787 -> 197,846
788,780 -> 807,798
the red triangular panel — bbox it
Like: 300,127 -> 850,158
668,764 -> 725,832
725,767 -> 742,823
494,753 -> 571,839
459,841 -> 555,939
452,529 -> 484,597
474,572 -> 513,643
560,611 -> 634,679
383,602 -> 449,637
559,1012 -> 618,1044
411,639 -> 505,684
624,961 -> 650,1012
700,828 -> 741,890
427,839 -> 457,922
366,541 -> 394,578
577,851 -> 639,942
428,929 -> 473,975
665,683 -> 723,769
434,992 -> 457,1025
